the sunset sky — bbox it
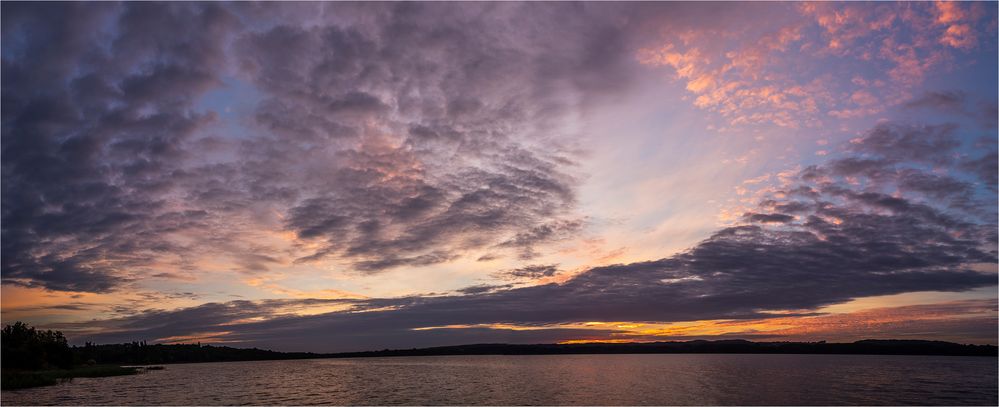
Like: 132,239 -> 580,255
2,1 -> 997,352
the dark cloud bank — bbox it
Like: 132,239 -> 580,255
58,119 -> 999,351
3,2 -> 635,290
2,2 -> 997,351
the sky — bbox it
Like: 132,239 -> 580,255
1,1 -> 997,352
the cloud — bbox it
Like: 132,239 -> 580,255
904,91 -> 999,129
904,90 -> 967,112
934,1 -> 979,49
2,2 -> 239,292
961,151 -> 999,192
742,213 -> 794,224
638,2 -> 997,128
615,299 -> 998,345
4,3 -> 997,352
848,122 -> 960,165
497,264 -> 560,280
455,284 -> 514,295
222,3 -> 638,272
977,101 -> 998,129
60,119 -> 998,351
2,2 -> 639,291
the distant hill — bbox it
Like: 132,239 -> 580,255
325,339 -> 998,358
74,342 -> 326,365
73,339 -> 997,366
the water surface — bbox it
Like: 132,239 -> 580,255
3,354 -> 996,405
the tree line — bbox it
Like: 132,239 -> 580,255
1,322 -> 74,370
1,322 -> 325,370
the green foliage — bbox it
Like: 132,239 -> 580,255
1,321 -> 73,370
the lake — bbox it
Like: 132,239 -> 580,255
2,354 -> 996,405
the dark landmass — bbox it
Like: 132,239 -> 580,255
327,339 -> 998,358
0,322 -> 146,389
74,341 -> 327,365
65,339 -> 998,367
0,320 -> 326,390
1,365 -> 143,390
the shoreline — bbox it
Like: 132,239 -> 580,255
0,365 -> 162,390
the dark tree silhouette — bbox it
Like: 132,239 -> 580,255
1,322 -> 73,370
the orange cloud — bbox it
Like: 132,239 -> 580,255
940,24 -> 976,49
934,1 -> 965,25
556,299 -> 998,345
933,1 -> 979,49
639,2 -> 988,130
156,331 -> 236,345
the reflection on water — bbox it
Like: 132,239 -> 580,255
3,354 -> 996,405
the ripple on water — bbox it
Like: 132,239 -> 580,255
1,354 -> 996,406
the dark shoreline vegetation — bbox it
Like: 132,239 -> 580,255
1,365 -> 145,390
2,321 -> 996,390
0,322 -> 161,390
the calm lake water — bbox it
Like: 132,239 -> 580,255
3,354 -> 997,405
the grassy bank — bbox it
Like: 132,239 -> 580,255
1,365 -> 143,390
